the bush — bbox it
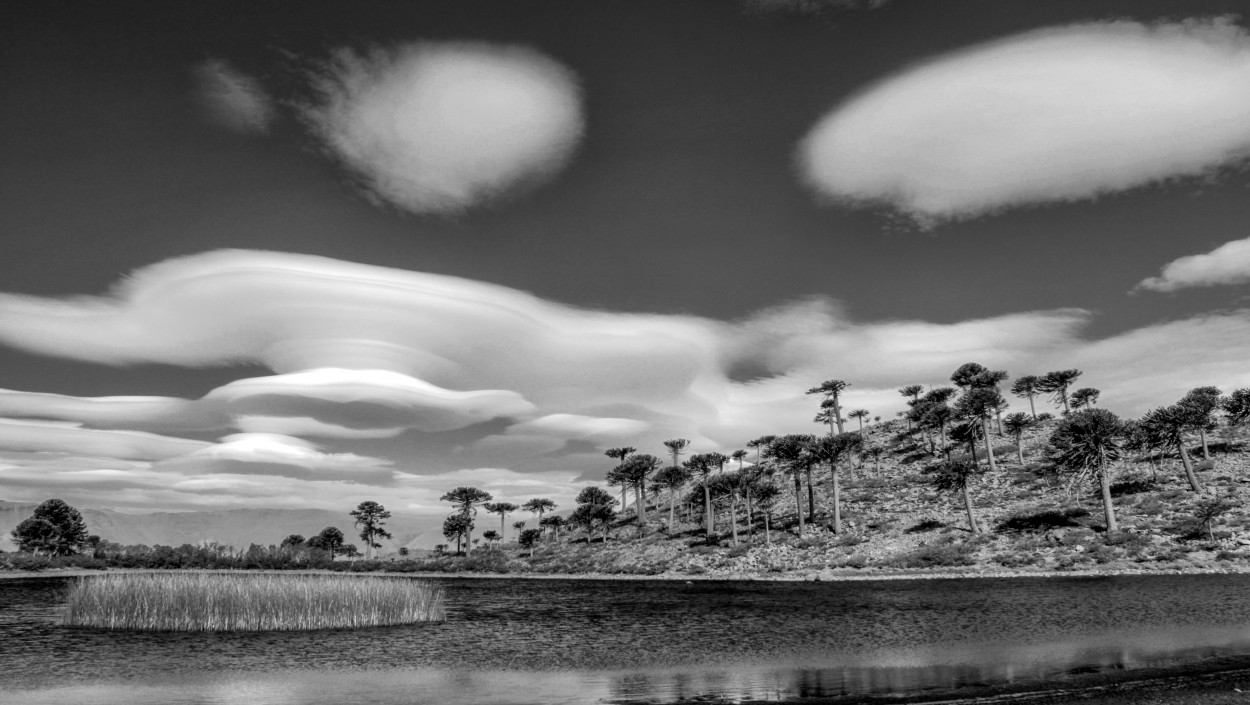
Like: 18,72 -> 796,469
885,542 -> 976,569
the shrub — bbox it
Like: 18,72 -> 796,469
62,573 -> 445,631
885,542 -> 976,569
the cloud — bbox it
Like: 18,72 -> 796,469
1,250 -> 1249,514
0,419 -> 211,460
300,42 -> 584,214
194,59 -> 274,134
798,18 -> 1250,224
1134,236 -> 1250,293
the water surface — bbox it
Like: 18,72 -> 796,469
4,573 -> 1250,704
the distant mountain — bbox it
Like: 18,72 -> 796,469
0,500 -> 447,553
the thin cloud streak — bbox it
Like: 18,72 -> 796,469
798,18 -> 1250,224
194,59 -> 274,134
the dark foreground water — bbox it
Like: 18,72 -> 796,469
4,573 -> 1250,704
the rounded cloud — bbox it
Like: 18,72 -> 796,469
1134,235 -> 1250,293
302,41 -> 584,214
798,18 -> 1250,223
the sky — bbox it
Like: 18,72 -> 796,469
2,0 -> 1250,517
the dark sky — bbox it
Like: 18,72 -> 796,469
2,0 -> 1249,512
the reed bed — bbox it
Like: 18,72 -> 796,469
62,572 -> 445,631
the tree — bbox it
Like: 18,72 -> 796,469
350,501 -> 393,560
618,454 -> 661,533
923,459 -> 986,534
752,481 -> 781,544
685,452 -> 723,541
811,432 -> 862,535
1180,386 -> 1221,460
540,515 -> 566,541
899,385 -> 924,432
1003,412 -> 1035,465
442,514 -> 472,554
1140,405 -> 1204,493
484,502 -> 519,542
522,497 -> 557,527
663,438 -> 691,469
954,387 -> 1003,473
280,534 -> 305,549
1010,375 -> 1043,420
517,528 -> 544,557
1037,369 -> 1082,414
652,464 -> 690,533
1049,409 -> 1125,535
1192,496 -> 1236,542
1070,388 -> 1100,410
766,434 -> 816,535
12,499 -> 89,556
439,487 -> 492,556
512,520 -> 527,536
1222,389 -> 1250,427
806,379 -> 849,434
604,447 -> 636,513
848,409 -> 870,432
306,526 -> 345,556
481,529 -> 500,548
573,486 -> 617,542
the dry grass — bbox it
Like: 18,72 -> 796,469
62,572 -> 445,631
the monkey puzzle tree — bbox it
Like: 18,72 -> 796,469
954,387 -> 1003,473
1140,405 -> 1204,493
1070,388 -> 1100,410
439,487 -> 492,556
684,452 -> 722,540
1010,375 -> 1043,420
1002,412 -> 1035,465
1180,386 -> 1221,460
1037,369 -> 1082,414
11,498 -> 90,556
517,528 -> 544,557
811,432 -> 863,535
924,459 -> 986,534
752,480 -> 781,544
442,513 -> 472,555
484,501 -> 519,542
573,486 -> 617,543
604,447 -> 636,514
1048,408 -> 1126,535
540,514 -> 566,541
766,434 -> 816,534
1222,389 -> 1250,427
522,497 -> 557,526
619,453 -> 661,533
350,500 -> 393,560
652,464 -> 690,533
280,534 -> 305,549
807,379 -> 849,434
306,526 -> 345,555
848,409 -> 870,431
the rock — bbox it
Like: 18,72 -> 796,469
817,568 -> 837,582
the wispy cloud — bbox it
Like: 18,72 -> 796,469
1134,235 -> 1250,293
798,18 -> 1250,225
299,42 -> 584,215
194,59 -> 274,134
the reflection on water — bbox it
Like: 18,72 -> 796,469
5,574 -> 1250,704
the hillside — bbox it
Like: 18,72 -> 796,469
422,417 -> 1250,579
0,502 -> 445,554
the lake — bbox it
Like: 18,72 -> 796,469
4,573 -> 1250,704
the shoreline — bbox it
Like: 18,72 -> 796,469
7,562 -> 1250,582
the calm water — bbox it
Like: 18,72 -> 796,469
4,573 -> 1250,704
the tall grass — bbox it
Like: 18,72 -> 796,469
62,572 -> 445,631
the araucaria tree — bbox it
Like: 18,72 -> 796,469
1048,408 -> 1125,535
572,486 -> 617,542
848,409 -> 870,431
954,387 -> 1004,473
522,497 -> 557,527
1070,388 -> 1100,410
685,452 -> 722,541
440,487 -> 493,556
604,447 -> 636,514
349,501 -> 393,560
306,526 -> 345,555
1222,389 -> 1250,427
1002,412 -> 1035,465
807,380 -> 849,434
619,454 -> 661,533
812,432 -> 862,535
484,502 -> 519,542
652,463 -> 690,533
1180,386 -> 1221,460
924,459 -> 986,534
1037,369 -> 1082,414
1140,405 -> 1204,493
1010,375 -> 1042,420
766,434 -> 816,534
11,498 -> 89,556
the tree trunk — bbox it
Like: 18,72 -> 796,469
668,491 -> 676,534
703,479 -> 714,541
1177,441 -> 1203,493
634,484 -> 644,536
793,474 -> 805,534
465,520 -> 473,556
1027,395 -> 1037,420
764,514 -> 771,545
982,418 -> 997,473
1098,467 -> 1118,534
1061,390 -> 1070,414
805,466 -> 816,522
963,482 -> 980,534
729,493 -> 739,546
745,489 -> 754,543
994,409 -> 1003,436
831,466 -> 842,535
833,394 -> 844,434
500,515 -> 507,543
1199,428 -> 1210,461
1015,435 -> 1026,465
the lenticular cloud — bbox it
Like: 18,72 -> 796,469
798,18 -> 1250,224
303,42 -> 584,214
